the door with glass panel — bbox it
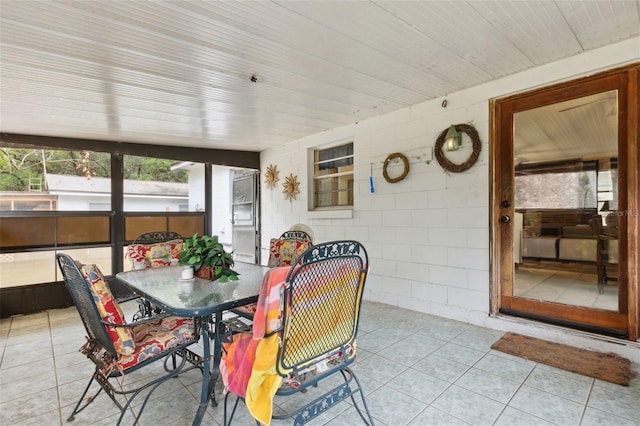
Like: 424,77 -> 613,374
231,169 -> 259,263
492,67 -> 636,338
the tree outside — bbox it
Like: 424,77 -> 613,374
0,148 -> 187,192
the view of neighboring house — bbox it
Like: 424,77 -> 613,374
0,174 -> 188,212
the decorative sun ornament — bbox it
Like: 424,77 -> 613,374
264,164 -> 279,190
282,173 -> 300,202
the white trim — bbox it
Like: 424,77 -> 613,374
314,170 -> 354,180
307,209 -> 353,219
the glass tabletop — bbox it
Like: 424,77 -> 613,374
116,262 -> 269,317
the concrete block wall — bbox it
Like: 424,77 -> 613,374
259,37 -> 639,328
259,93 -> 490,319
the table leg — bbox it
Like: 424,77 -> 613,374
193,317 -> 211,426
210,310 -> 223,405
192,311 -> 225,426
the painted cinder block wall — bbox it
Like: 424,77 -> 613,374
259,37 -> 639,360
261,89 -> 492,317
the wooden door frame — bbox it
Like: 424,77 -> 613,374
489,63 -> 639,341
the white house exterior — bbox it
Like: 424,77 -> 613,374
45,174 -> 188,212
259,38 -> 640,362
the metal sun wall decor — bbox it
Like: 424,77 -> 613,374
282,173 -> 300,202
264,163 -> 279,189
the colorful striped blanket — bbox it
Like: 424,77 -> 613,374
220,266 -> 288,425
220,259 -> 362,425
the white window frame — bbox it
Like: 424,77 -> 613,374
307,140 -> 354,217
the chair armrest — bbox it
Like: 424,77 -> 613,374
100,312 -> 171,328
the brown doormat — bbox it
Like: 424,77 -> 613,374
491,332 -> 637,386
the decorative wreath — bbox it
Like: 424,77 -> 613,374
383,152 -> 410,183
434,123 -> 482,173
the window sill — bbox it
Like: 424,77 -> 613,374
307,209 -> 353,219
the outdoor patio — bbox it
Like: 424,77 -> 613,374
1,300 -> 638,426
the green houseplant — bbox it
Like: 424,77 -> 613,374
179,234 -> 238,282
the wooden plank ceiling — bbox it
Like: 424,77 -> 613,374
0,1 -> 638,155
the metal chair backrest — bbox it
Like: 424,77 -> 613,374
127,231 -> 184,271
279,230 -> 313,244
276,240 -> 367,378
131,230 -> 183,244
57,253 -> 117,357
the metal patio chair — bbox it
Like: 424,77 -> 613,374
231,229 -> 313,321
57,253 -> 202,425
222,240 -> 375,425
267,230 -> 314,268
126,230 -> 184,319
279,229 -> 313,243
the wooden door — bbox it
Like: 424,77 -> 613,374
491,64 -> 639,340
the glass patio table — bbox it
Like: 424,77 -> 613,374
116,262 -> 268,426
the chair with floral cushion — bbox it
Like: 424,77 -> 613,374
267,230 -> 313,267
231,230 -> 313,321
127,231 -> 184,270
221,240 -> 375,426
126,231 -> 183,319
57,253 -> 201,425
279,230 -> 313,244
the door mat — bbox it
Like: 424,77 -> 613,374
491,332 -> 637,386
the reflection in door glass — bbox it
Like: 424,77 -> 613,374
513,90 -> 619,311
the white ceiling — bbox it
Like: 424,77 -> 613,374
1,1 -> 639,153
514,90 -> 619,165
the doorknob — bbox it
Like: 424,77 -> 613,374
500,215 -> 511,223
501,200 -> 511,208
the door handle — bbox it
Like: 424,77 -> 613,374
501,200 -> 511,208
500,215 -> 511,223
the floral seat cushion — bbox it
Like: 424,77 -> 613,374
127,239 -> 183,270
81,264 -> 135,356
116,316 -> 196,370
80,263 -> 195,365
267,238 -> 311,268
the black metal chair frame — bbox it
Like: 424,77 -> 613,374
130,230 -> 183,244
279,229 -> 313,243
57,253 -> 202,425
223,240 -> 375,425
127,231 -> 184,320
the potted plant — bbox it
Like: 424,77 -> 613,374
179,234 -> 238,282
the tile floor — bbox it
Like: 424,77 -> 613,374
515,263 -> 618,311
1,301 -> 639,426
